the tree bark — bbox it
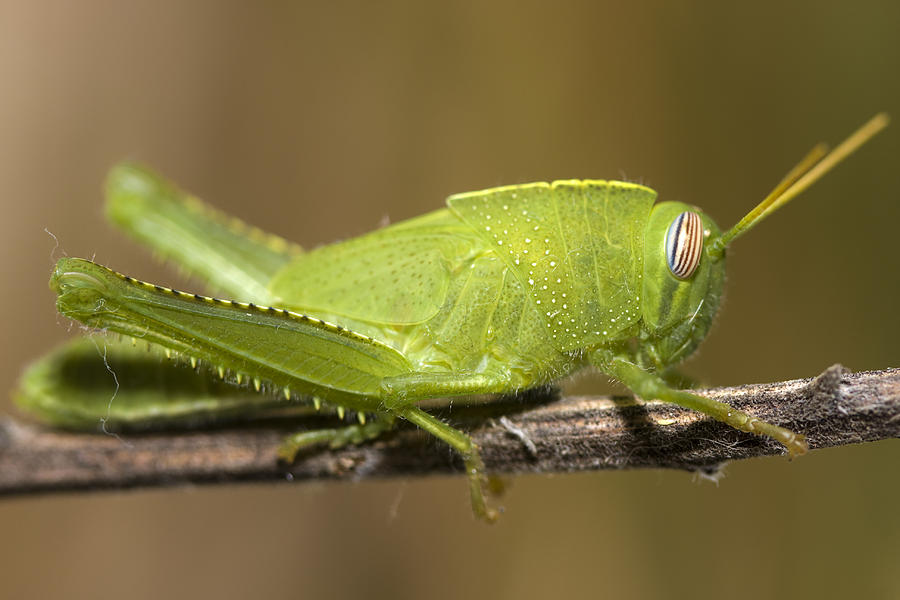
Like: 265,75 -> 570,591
0,364 -> 897,495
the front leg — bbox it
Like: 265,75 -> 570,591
593,352 -> 808,457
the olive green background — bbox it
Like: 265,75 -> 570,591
1,2 -> 897,599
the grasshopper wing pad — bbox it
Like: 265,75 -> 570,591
269,226 -> 476,325
448,181 -> 655,351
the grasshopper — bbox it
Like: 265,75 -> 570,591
17,114 -> 888,521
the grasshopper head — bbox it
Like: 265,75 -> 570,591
637,114 -> 888,368
638,202 -> 725,366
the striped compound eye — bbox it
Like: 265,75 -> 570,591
665,211 -> 703,279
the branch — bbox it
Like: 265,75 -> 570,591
0,364 -> 897,496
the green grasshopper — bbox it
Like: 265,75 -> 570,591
16,114 -> 888,521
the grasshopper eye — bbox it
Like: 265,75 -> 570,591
665,211 -> 703,279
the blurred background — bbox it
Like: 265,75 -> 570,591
1,1 -> 897,598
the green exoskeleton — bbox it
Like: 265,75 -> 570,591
17,114 -> 888,521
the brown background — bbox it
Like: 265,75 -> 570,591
1,2 -> 898,599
